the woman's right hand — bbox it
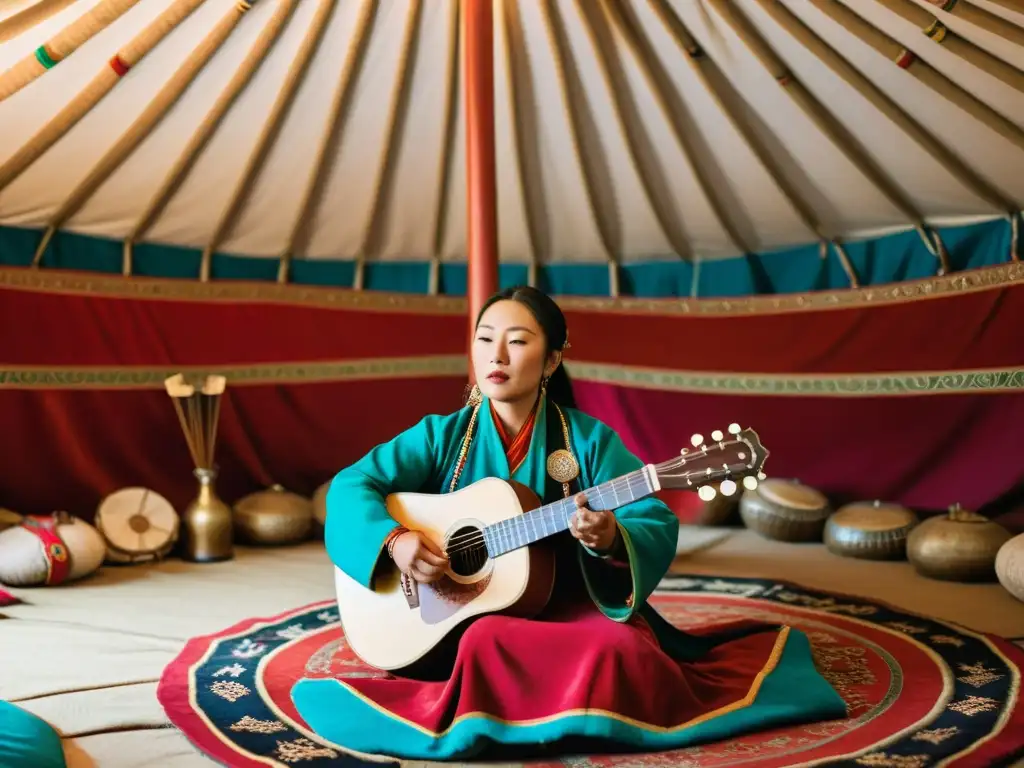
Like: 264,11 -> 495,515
391,530 -> 449,583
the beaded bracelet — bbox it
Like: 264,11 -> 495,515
384,526 -> 409,559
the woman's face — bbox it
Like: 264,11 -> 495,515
472,300 -> 558,404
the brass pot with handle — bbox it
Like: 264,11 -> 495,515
907,504 -> 1013,582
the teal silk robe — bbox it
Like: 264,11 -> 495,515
291,396 -> 847,760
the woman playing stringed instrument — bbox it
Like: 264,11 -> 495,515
292,286 -> 846,760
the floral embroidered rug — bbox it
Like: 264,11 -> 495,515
157,575 -> 1024,768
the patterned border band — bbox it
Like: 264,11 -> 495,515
0,262 -> 1020,317
0,357 -> 1020,396
564,362 -> 1024,397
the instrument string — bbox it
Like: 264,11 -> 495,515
441,470 -> 647,552
443,470 -> 696,556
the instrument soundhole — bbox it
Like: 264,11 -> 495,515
446,525 -> 488,577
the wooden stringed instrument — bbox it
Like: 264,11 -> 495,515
333,424 -> 768,676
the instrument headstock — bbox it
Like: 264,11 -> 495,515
653,424 -> 768,500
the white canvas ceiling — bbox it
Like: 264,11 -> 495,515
0,0 -> 1022,273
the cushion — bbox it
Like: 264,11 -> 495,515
0,700 -> 66,768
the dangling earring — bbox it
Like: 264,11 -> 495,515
541,375 -> 550,395
466,383 -> 482,407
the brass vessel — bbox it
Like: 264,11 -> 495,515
233,484 -> 314,545
180,468 -> 234,562
907,503 -> 1012,582
824,500 -> 918,560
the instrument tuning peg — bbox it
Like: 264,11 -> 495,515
720,479 -> 737,496
690,433 -> 703,447
743,475 -> 758,491
698,485 -> 717,502
757,472 -> 767,481
728,423 -> 741,434
711,429 -> 723,441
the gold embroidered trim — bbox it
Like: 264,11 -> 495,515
957,662 -> 1005,688
0,261 -> 1019,316
273,738 -> 338,761
1,357 -> 1021,395
229,715 -> 287,734
0,267 -> 465,315
447,402 -> 481,493
947,695 -> 1000,716
564,362 -> 1024,397
209,680 -> 250,702
854,753 -> 930,767
0,356 -> 468,390
911,726 -> 959,745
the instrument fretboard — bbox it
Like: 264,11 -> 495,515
482,468 -> 653,557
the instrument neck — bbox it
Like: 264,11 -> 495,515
482,468 -> 655,557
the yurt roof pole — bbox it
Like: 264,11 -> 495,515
0,0 -> 142,100
428,0 -> 462,295
465,0 -> 499,376
0,0 -> 77,45
0,0 -> 209,198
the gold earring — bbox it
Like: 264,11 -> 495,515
467,383 -> 482,406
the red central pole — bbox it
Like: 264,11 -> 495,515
464,0 -> 498,383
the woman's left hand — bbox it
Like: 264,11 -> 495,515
570,492 -> 618,552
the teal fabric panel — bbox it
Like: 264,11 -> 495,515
212,253 -> 279,282
132,241 -> 203,278
439,263 -> 531,296
0,226 -> 40,267
41,230 -> 123,273
289,258 -> 356,287
0,218 -> 1014,298
0,701 -> 66,768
